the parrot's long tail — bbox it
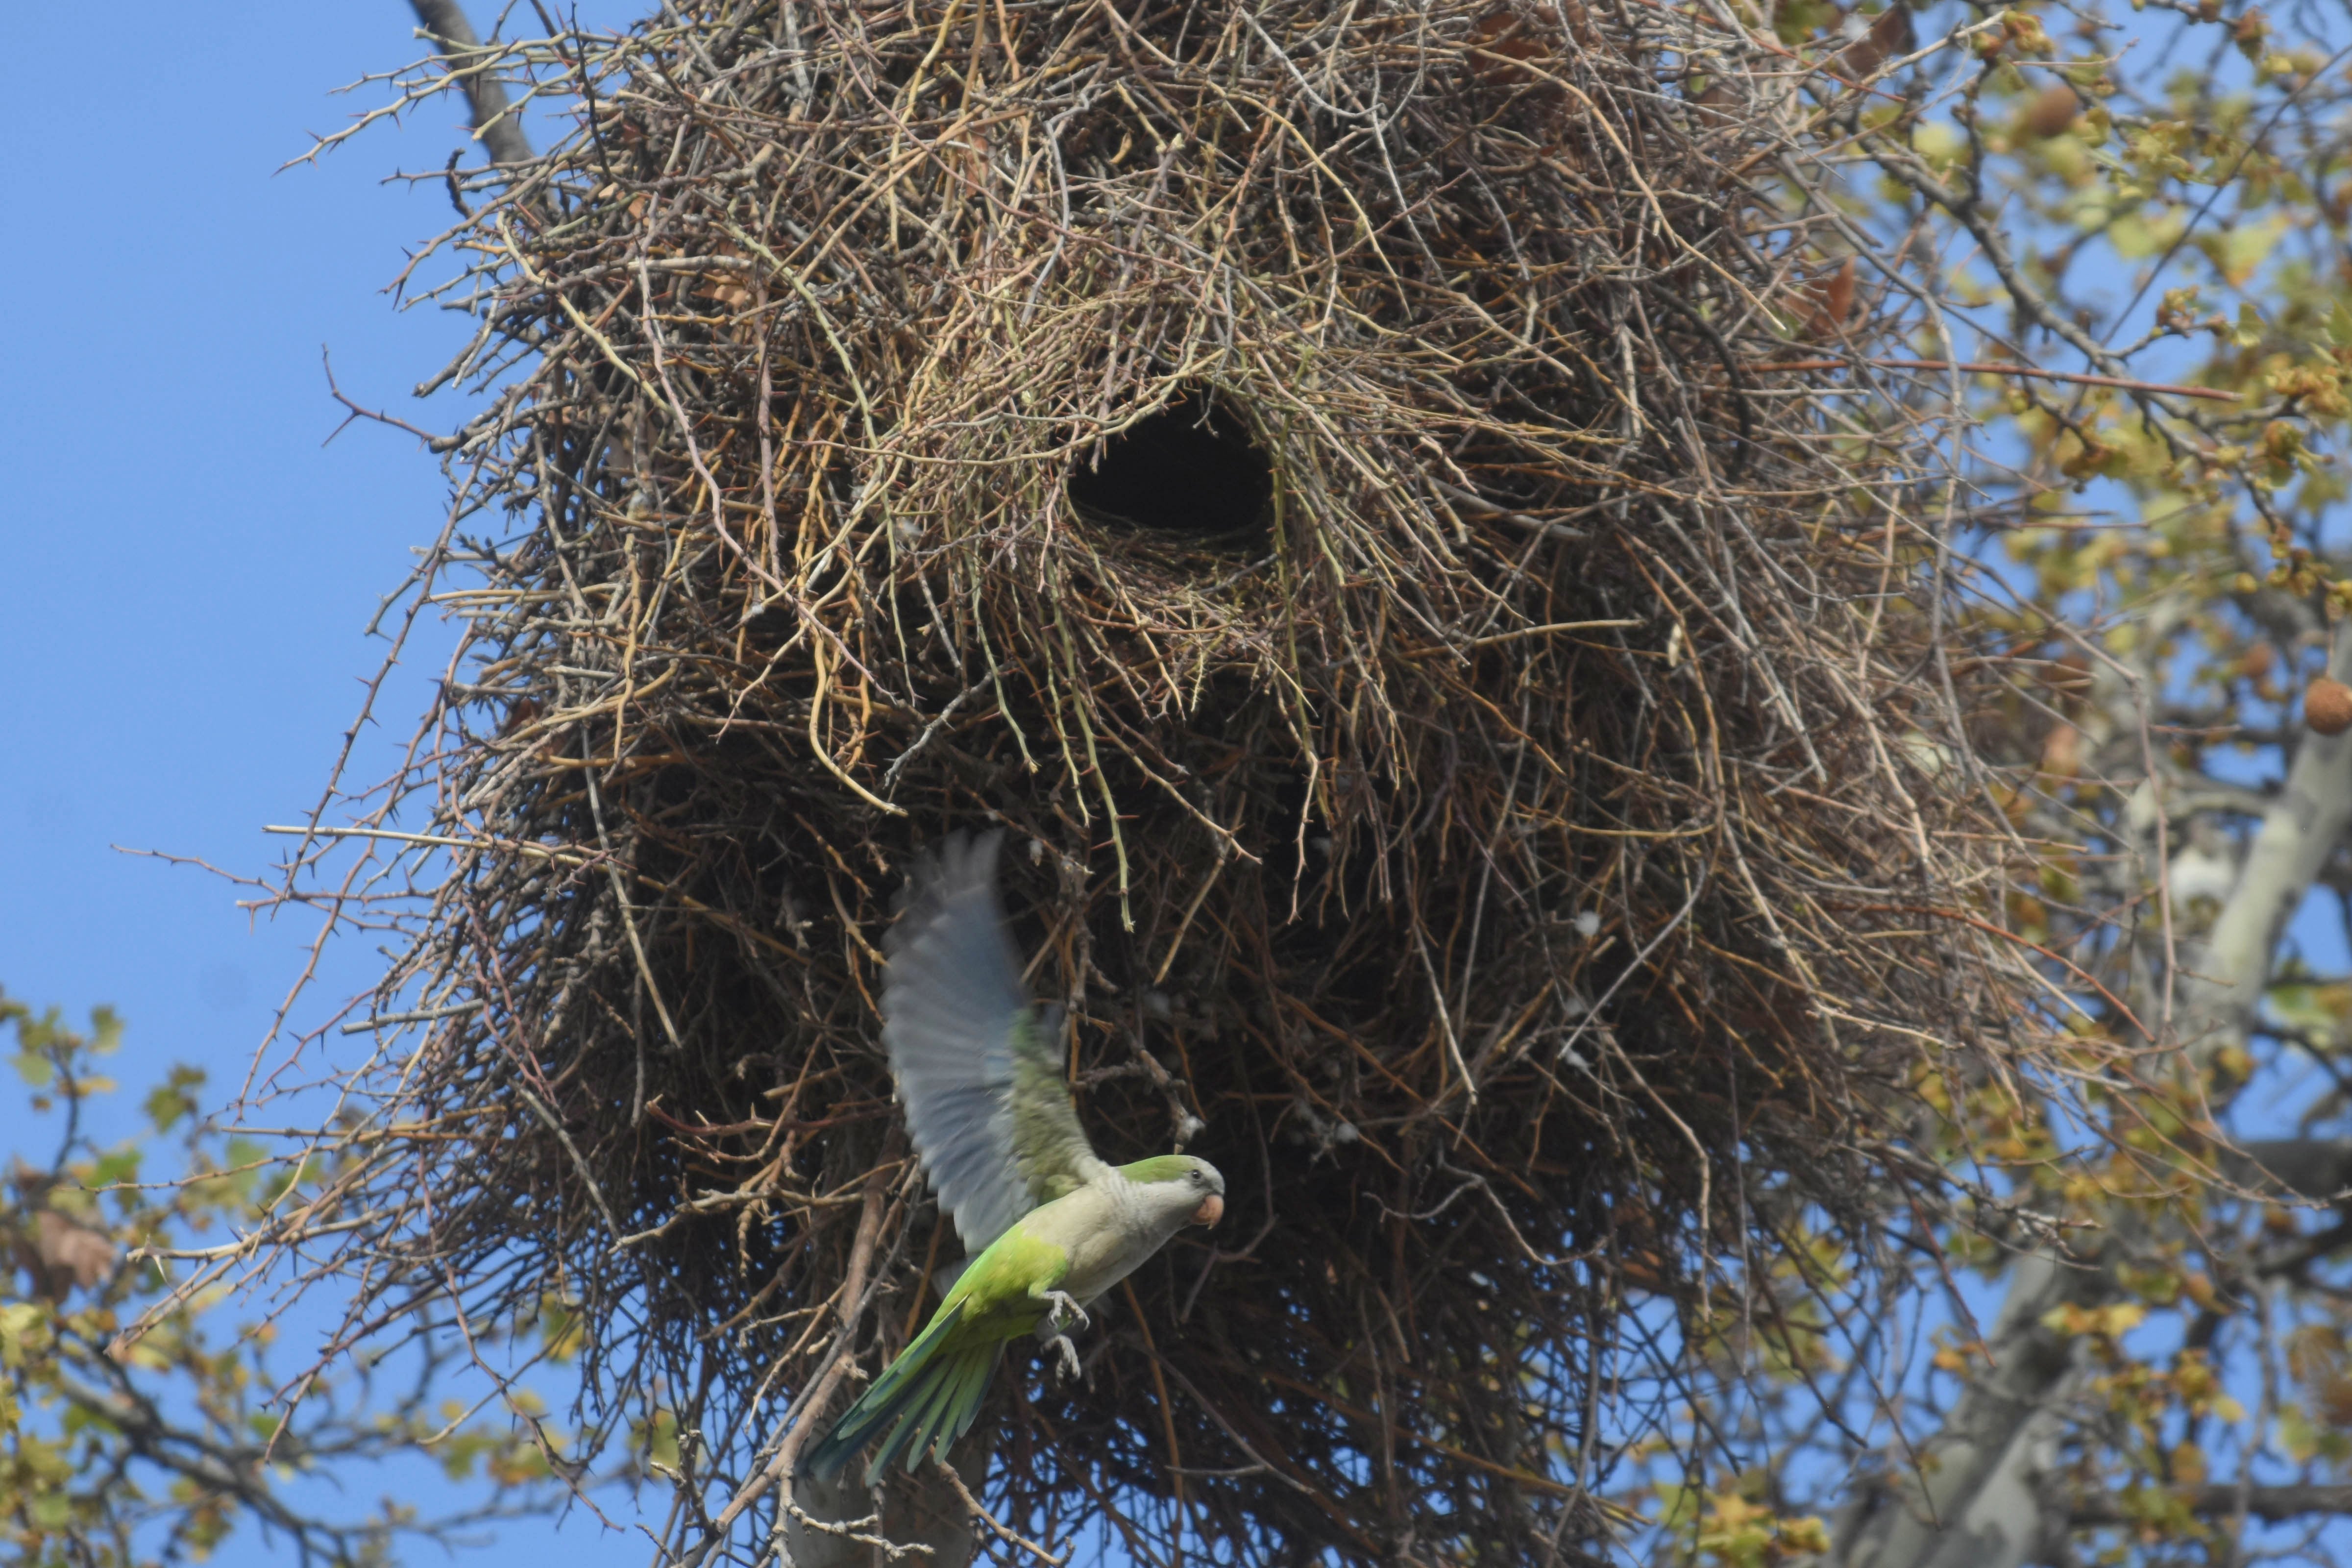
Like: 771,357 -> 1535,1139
797,1301 -> 1004,1484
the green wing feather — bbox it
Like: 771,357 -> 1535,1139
798,1299 -> 974,1482
1007,1012 -> 1094,1201
884,833 -> 1103,1254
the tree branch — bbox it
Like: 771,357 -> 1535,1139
2226,1138 -> 2352,1201
408,0 -> 535,168
2070,1483 -> 2352,1525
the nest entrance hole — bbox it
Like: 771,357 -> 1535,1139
1066,390 -> 1272,542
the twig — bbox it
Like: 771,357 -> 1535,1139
1762,356 -> 2242,401
936,1457 -> 1069,1566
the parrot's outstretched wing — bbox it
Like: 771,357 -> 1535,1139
883,831 -> 1103,1254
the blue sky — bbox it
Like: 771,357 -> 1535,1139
0,4 -> 465,1099
0,5 -> 641,1562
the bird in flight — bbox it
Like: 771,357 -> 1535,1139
799,832 -> 1225,1485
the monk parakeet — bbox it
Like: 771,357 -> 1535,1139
799,832 -> 1225,1485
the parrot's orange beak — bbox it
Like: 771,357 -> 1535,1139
1193,1193 -> 1224,1227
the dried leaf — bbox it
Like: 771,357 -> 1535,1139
1800,256 -> 1859,338
1835,4 -> 1915,80
32,1208 -> 117,1298
1466,8 -> 1552,85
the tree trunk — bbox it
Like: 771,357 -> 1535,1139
407,0 -> 536,166
1836,636 -> 2352,1568
781,1441 -> 988,1568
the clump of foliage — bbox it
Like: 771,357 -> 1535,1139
0,991 -> 577,1567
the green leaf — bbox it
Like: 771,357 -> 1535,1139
89,1149 -> 141,1189
145,1064 -> 206,1133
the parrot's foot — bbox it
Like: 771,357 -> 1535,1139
1041,1291 -> 1091,1332
1047,1332 -> 1081,1381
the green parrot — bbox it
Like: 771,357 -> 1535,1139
798,832 -> 1226,1485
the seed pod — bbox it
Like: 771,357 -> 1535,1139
2024,83 -> 2081,138
2306,677 -> 2352,735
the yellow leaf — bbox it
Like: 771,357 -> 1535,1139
1913,121 -> 1966,168
117,1335 -> 172,1371
2281,1403 -> 2321,1462
1779,1516 -> 1832,1553
0,1301 -> 49,1369
2109,207 -> 2187,259
2215,214 -> 2288,286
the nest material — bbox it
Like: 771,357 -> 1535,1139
281,0 -> 2036,1558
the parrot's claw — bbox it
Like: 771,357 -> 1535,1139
1041,1291 -> 1090,1332
1047,1333 -> 1081,1381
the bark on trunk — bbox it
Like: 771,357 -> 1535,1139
407,0 -> 535,166
782,1443 -> 987,1568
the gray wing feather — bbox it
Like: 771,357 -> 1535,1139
882,832 -> 1099,1253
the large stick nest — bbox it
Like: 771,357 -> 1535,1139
268,0 -> 2041,1559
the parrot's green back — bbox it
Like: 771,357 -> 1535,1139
797,1221 -> 1070,1483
